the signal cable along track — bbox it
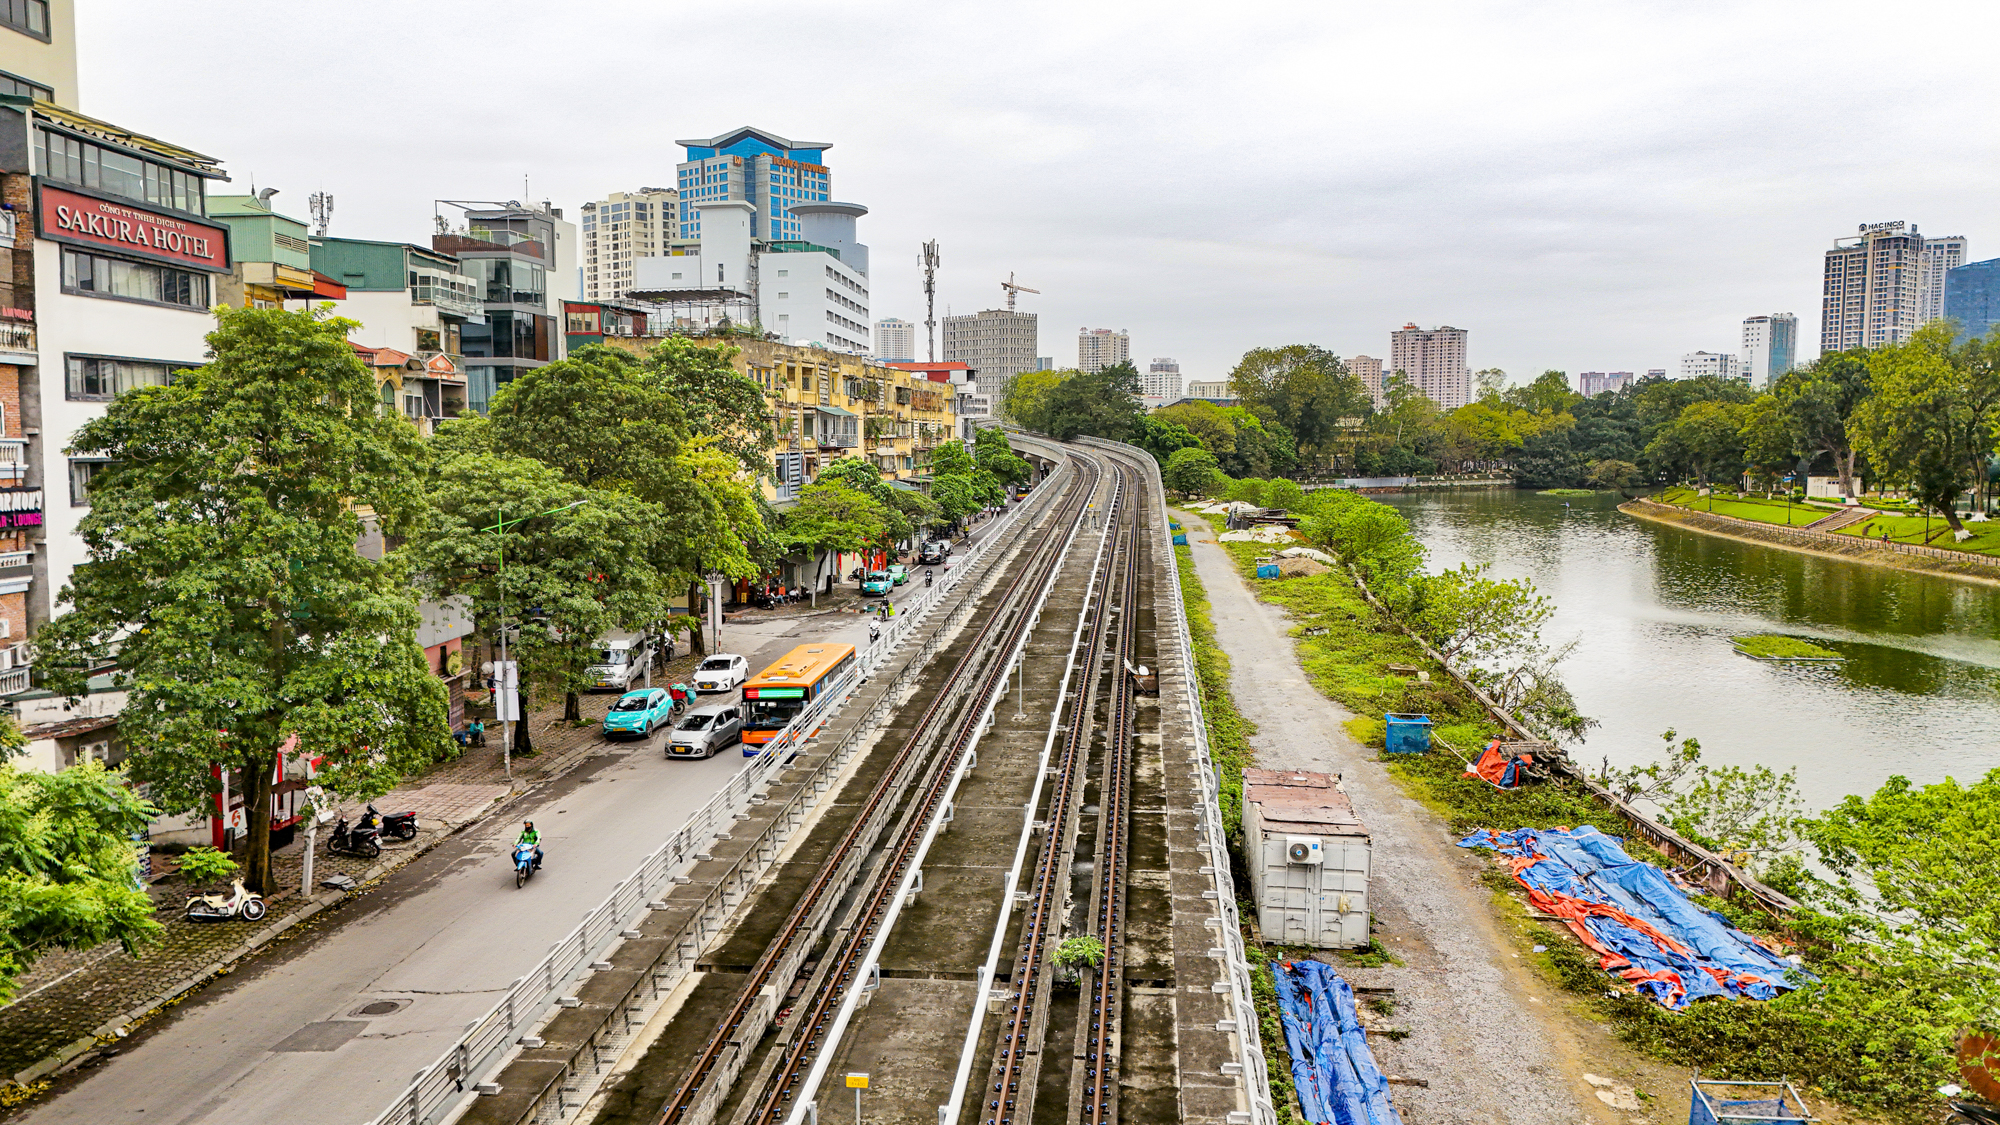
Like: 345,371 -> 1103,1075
654,455 -> 1103,1125
975,460 -> 1137,1125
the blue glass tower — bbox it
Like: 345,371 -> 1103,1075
1946,258 -> 2000,343
674,127 -> 833,242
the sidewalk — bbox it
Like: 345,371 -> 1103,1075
0,653 -> 707,1090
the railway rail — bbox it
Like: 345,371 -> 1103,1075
654,452 -> 1104,1125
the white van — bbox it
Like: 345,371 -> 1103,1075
585,631 -> 655,692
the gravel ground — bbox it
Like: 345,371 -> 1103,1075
1181,518 -> 1648,1125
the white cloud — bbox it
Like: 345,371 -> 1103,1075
80,0 -> 2000,383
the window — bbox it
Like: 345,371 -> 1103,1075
0,68 -> 50,101
62,248 -> 209,309
0,0 -> 47,39
69,459 -> 109,507
36,129 -> 206,214
461,257 -> 545,306
66,355 -> 176,400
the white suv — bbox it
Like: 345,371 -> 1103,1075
692,654 -> 750,694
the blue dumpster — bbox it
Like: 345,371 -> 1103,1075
1384,713 -> 1433,754
1255,555 -> 1280,579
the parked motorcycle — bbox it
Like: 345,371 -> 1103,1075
513,842 -> 538,889
328,813 -> 383,858
185,879 -> 268,923
364,803 -> 418,842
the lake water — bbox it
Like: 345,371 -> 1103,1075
1384,488 -> 2000,811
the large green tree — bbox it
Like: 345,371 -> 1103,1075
1019,362 -> 1146,441
1645,400 -> 1750,491
776,482 -> 893,596
38,307 -> 451,893
0,759 -> 162,1001
1849,322 -> 2000,533
413,452 -> 669,723
1163,447 -> 1221,498
1773,352 -> 1871,498
1228,345 -> 1371,471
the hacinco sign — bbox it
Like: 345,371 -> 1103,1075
36,183 -> 230,273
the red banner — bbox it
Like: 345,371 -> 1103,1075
37,183 -> 230,272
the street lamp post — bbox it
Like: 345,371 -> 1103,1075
477,500 -> 586,781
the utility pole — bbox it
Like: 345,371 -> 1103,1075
922,240 -> 940,362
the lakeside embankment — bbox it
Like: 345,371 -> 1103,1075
1621,495 -> 2000,587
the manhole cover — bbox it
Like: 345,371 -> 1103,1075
358,1001 -> 400,1016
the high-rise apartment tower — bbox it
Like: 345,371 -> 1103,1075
1740,314 -> 1797,388
1350,355 -> 1385,409
875,318 -> 916,362
1078,328 -> 1130,373
1822,221 -> 1927,355
1946,258 -> 2000,344
581,188 -> 677,302
1143,357 -> 1182,399
1919,235 -> 1968,324
944,309 -> 1039,399
1388,323 -> 1470,409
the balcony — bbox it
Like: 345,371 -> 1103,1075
0,666 -> 29,697
0,320 -> 34,364
818,433 -> 858,449
0,438 -> 25,482
433,232 -> 545,260
413,284 -> 484,320
0,549 -> 28,570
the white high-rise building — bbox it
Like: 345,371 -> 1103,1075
875,318 -> 915,362
1350,355 -> 1385,409
1920,235 -> 1969,324
581,188 -> 677,302
1143,357 -> 1182,399
1078,328 -> 1130,373
1387,323 -> 1470,409
1740,314 -> 1797,388
631,199 -> 871,354
944,309 -> 1039,399
1680,351 -> 1744,381
1823,221 -> 1927,355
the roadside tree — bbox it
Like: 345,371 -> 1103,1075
0,758 -> 162,1001
1774,351 -> 1871,498
1227,345 -> 1371,471
36,307 -> 451,894
1409,563 -> 1554,669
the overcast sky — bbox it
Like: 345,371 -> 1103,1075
80,0 -> 2000,385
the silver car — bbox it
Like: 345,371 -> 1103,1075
667,702 -> 744,759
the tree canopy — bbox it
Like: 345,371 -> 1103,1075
37,306 -> 451,893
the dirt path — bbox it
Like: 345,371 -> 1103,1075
1180,517 -> 1691,1125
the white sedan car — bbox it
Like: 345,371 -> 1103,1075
692,653 -> 750,694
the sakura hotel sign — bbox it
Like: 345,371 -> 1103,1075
36,182 -> 230,273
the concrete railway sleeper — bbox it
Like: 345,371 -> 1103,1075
977,460 -> 1138,1125
652,457 -> 1104,1125
737,463 -> 1110,1125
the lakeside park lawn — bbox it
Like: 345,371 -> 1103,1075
1654,486 -> 1836,527
1828,509 -> 2000,556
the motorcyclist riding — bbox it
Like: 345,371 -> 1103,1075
517,821 -> 543,871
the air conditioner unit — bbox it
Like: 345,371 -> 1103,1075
0,617 -> 10,637
1285,836 -> 1323,866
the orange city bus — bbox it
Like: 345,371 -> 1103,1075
740,643 -> 858,755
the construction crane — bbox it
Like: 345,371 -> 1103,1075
1001,272 -> 1039,312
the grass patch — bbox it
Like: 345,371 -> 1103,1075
1656,486 -> 1828,528
1730,634 -> 1843,661
1334,936 -> 1404,969
1538,488 -> 1596,497
1831,509 -> 2000,555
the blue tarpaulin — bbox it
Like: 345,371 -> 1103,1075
1270,959 -> 1402,1125
1458,826 -> 1803,1010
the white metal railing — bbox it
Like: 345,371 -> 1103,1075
364,468 -> 1067,1125
1076,435 -> 1278,1125
0,666 -> 29,695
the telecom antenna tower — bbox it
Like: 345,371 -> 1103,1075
922,240 -> 941,361
309,192 -> 334,237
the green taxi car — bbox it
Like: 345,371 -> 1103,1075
602,688 -> 674,740
888,564 -> 909,586
861,570 -> 893,596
